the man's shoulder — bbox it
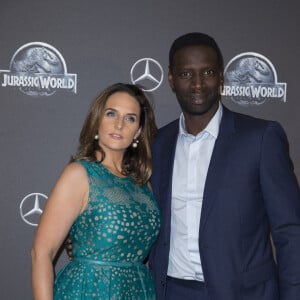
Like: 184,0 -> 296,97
224,105 -> 276,129
157,119 -> 179,136
152,119 -> 179,151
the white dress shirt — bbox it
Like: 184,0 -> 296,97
167,103 -> 223,281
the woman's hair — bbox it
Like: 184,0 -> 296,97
71,83 -> 157,185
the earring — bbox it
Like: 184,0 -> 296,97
132,139 -> 139,148
94,134 -> 99,140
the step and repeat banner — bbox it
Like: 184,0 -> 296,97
0,0 -> 299,298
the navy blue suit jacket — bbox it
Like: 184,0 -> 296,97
149,105 -> 300,300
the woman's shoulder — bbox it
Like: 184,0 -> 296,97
61,161 -> 88,181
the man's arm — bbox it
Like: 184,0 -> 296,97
260,122 -> 300,299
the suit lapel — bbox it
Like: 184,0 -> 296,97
200,106 -> 236,234
158,121 -> 179,235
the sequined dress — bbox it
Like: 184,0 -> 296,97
54,161 -> 161,300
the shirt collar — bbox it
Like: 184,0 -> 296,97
179,102 -> 223,139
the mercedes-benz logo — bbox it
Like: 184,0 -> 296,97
130,58 -> 164,92
20,192 -> 48,226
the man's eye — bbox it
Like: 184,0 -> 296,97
202,69 -> 216,77
179,71 -> 192,79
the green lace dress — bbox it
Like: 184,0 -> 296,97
54,161 -> 161,300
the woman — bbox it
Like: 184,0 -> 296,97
31,83 -> 161,299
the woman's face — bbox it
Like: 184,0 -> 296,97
96,91 -> 141,156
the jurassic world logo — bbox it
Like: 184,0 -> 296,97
222,52 -> 286,106
0,42 -> 77,96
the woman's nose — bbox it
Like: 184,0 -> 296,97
115,117 -> 124,130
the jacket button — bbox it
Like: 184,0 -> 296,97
160,280 -> 165,287
200,243 -> 208,249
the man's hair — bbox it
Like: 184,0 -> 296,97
169,32 -> 224,70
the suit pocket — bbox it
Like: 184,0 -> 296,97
242,259 -> 276,288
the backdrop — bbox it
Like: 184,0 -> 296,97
0,1 -> 299,299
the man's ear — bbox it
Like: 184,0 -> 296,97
168,69 -> 175,92
220,70 -> 224,84
219,71 -> 224,94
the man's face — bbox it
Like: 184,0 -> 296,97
168,45 -> 223,116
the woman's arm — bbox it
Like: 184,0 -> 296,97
31,162 -> 88,300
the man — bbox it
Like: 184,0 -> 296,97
149,32 -> 300,300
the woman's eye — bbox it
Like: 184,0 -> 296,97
106,111 -> 116,117
125,115 -> 136,123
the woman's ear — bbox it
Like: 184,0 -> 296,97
134,127 -> 142,140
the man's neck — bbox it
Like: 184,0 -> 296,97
183,103 -> 220,136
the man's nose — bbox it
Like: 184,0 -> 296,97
191,74 -> 204,88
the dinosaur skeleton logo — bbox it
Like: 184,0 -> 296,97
222,52 -> 287,106
1,42 -> 77,96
